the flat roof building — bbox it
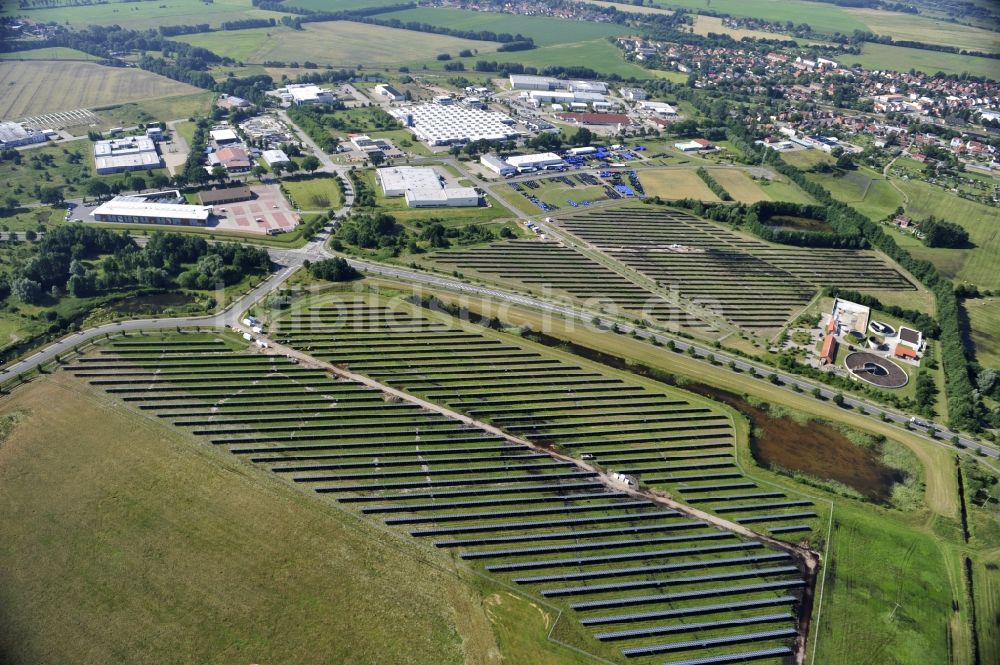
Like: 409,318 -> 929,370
480,153 -> 516,177
374,84 -> 404,101
620,87 -> 647,101
198,185 -> 253,205
388,103 -> 519,146
210,128 -> 239,145
505,152 -> 565,172
288,84 -> 336,105
509,75 -> 607,94
92,196 -> 212,226
94,135 -> 162,175
897,326 -> 923,351
0,122 -> 47,149
262,149 -> 290,166
376,166 -> 480,208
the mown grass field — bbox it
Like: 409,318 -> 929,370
0,0 -> 286,30
0,47 -> 98,61
0,369 -> 585,665
844,8 -> 1000,53
174,21 -> 499,66
96,91 -> 216,127
640,169 -> 721,201
850,42 -> 1000,78
281,175 -> 343,212
964,297 -> 1000,369
711,169 -> 772,203
0,60 -> 201,119
481,39 -> 653,79
380,7 -> 632,46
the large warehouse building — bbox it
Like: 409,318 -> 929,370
91,195 -> 212,226
376,166 -> 480,208
388,103 -> 520,146
509,75 -> 608,94
94,136 -> 162,175
505,152 -> 565,172
0,121 -> 47,148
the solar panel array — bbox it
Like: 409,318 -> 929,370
67,312 -> 812,664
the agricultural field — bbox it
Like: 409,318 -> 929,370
173,21 -> 500,67
844,8 -> 1000,53
551,206 -> 916,330
693,16 -> 791,41
65,298 -> 826,664
652,0 -> 868,34
640,169 -> 722,202
802,167 -> 903,223
0,0 -> 287,30
0,60 -> 201,120
379,8 -> 632,46
0,367 -> 545,665
710,169 -> 774,204
0,47 -> 98,61
468,39 -> 653,79
281,175 -> 344,212
964,297 -> 1000,369
850,42 -> 1000,78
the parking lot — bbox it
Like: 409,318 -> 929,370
212,184 -> 300,235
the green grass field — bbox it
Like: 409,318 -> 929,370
963,297 -> 1000,369
640,169 -> 721,201
174,21 -> 500,66
0,371 -> 588,665
845,8 -> 1000,53
281,175 -> 343,212
710,168 -> 772,203
850,42 -> 1000,78
0,0 -> 286,30
653,0 -> 868,34
0,59 -> 201,120
96,91 -> 215,127
0,47 -> 99,61
478,39 -> 653,79
379,7 -> 632,46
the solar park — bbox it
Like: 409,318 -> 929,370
64,295 -> 822,665
431,206 -> 916,332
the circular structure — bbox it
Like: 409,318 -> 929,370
869,320 -> 896,337
845,352 -> 908,389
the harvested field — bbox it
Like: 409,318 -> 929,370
174,21 -> 500,66
0,60 -> 200,120
64,307 -> 819,665
709,169 -> 772,204
639,170 -> 721,201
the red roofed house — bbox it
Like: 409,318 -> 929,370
820,335 -> 838,365
894,345 -> 918,361
212,146 -> 252,173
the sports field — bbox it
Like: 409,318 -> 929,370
174,21 -> 499,66
845,8 -> 1000,53
964,297 -> 1000,369
850,42 -> 1000,78
0,0 -> 286,30
379,7 -> 632,46
0,60 -> 201,120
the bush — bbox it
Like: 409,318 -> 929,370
308,257 -> 361,282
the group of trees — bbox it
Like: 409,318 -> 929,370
6,226 -> 271,305
307,257 -> 360,282
920,217 -> 970,248
695,167 -> 732,201
333,211 -> 502,257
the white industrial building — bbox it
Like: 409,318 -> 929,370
91,196 -> 212,226
262,149 -> 290,166
504,152 -> 565,173
0,121 -> 47,148
94,136 -> 162,175
271,84 -> 336,105
480,153 -> 516,177
374,84 -> 404,101
619,87 -> 647,102
209,128 -> 239,145
509,75 -> 608,94
376,166 -> 480,208
526,90 -> 607,106
639,101 -> 677,116
388,103 -> 519,146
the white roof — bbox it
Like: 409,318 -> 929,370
95,135 -> 156,156
377,166 -> 441,194
505,152 -> 564,167
210,128 -> 238,143
92,197 -> 211,221
289,85 -> 333,102
639,101 -> 677,114
0,121 -> 40,143
387,103 -> 518,145
262,149 -> 289,164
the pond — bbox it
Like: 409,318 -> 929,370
111,292 -> 195,315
